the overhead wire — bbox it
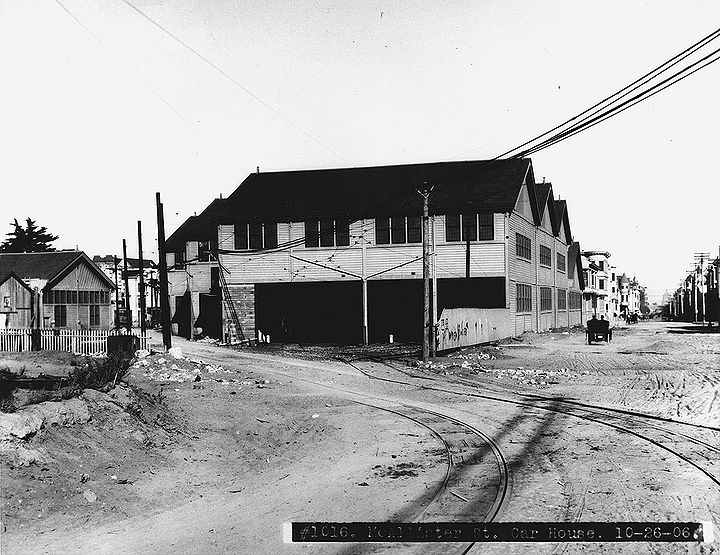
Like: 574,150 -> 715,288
53,0 -> 189,124
518,47 -> 720,157
494,26 -> 720,160
119,0 -> 349,164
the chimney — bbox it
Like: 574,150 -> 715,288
256,166 -> 260,174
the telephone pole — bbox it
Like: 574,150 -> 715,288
694,252 -> 710,324
419,184 -> 433,362
137,221 -> 147,337
156,193 -> 172,350
122,239 -> 131,333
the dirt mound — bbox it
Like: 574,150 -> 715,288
0,383 -> 175,535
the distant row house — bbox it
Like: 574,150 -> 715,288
165,159 -> 586,347
581,250 -> 645,322
0,251 -> 115,329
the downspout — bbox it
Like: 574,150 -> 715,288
362,219 -> 368,345
504,213 -> 510,332
535,225 -> 539,332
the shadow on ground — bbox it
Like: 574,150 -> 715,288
667,325 -> 720,334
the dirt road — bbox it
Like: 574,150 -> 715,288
1,321 -> 718,554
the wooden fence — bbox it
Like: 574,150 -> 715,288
0,328 -> 149,355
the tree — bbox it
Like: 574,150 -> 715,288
0,218 -> 59,253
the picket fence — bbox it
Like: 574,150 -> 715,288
0,328 -> 148,355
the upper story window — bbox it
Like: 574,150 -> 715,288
598,261 -> 605,271
198,240 -> 218,261
539,245 -> 552,268
235,223 -> 277,251
516,233 -> 532,260
445,214 -> 493,242
173,250 -> 185,269
305,219 -> 350,248
599,278 -> 606,290
557,252 -> 566,273
375,216 -> 421,245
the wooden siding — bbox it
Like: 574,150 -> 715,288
219,216 -> 506,285
53,264 -> 112,291
0,277 -> 33,328
41,304 -> 112,330
186,241 -> 199,262
539,203 -> 554,235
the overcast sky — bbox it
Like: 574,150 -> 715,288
1,1 -> 719,301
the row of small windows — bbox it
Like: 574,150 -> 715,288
232,215 -> 495,250
517,285 -> 582,313
376,216 -> 421,245
43,290 -> 110,305
52,305 -> 101,327
517,234 -> 568,273
445,214 -> 494,242
235,224 -> 278,250
306,220 -> 351,247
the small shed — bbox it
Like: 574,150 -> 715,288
0,272 -> 34,328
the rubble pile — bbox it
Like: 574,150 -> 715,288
131,348 -> 226,383
417,347 -> 583,388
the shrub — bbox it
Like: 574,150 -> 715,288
68,352 -> 133,392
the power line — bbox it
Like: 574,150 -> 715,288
494,26 -> 720,160
119,0 -> 349,163
53,0 -> 189,124
518,47 -> 720,158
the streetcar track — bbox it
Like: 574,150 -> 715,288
340,359 -> 510,522
356,360 -> 720,489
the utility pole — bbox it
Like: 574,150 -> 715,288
113,256 -> 120,328
694,252 -> 710,324
122,239 -> 131,333
137,221 -> 147,337
419,185 -> 433,362
431,215 -> 438,358
156,193 -> 172,350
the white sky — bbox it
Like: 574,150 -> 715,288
1,1 -> 719,302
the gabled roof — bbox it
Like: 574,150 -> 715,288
165,198 -> 225,251
553,199 -> 573,243
534,182 -> 555,229
216,159 -> 533,223
568,242 -> 585,290
0,271 -> 34,293
0,251 -> 115,291
48,252 -> 116,290
0,251 -> 81,282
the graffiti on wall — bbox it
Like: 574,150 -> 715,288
436,308 -> 511,352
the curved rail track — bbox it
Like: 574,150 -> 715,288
352,358 -> 720,490
184,347 -> 717,553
